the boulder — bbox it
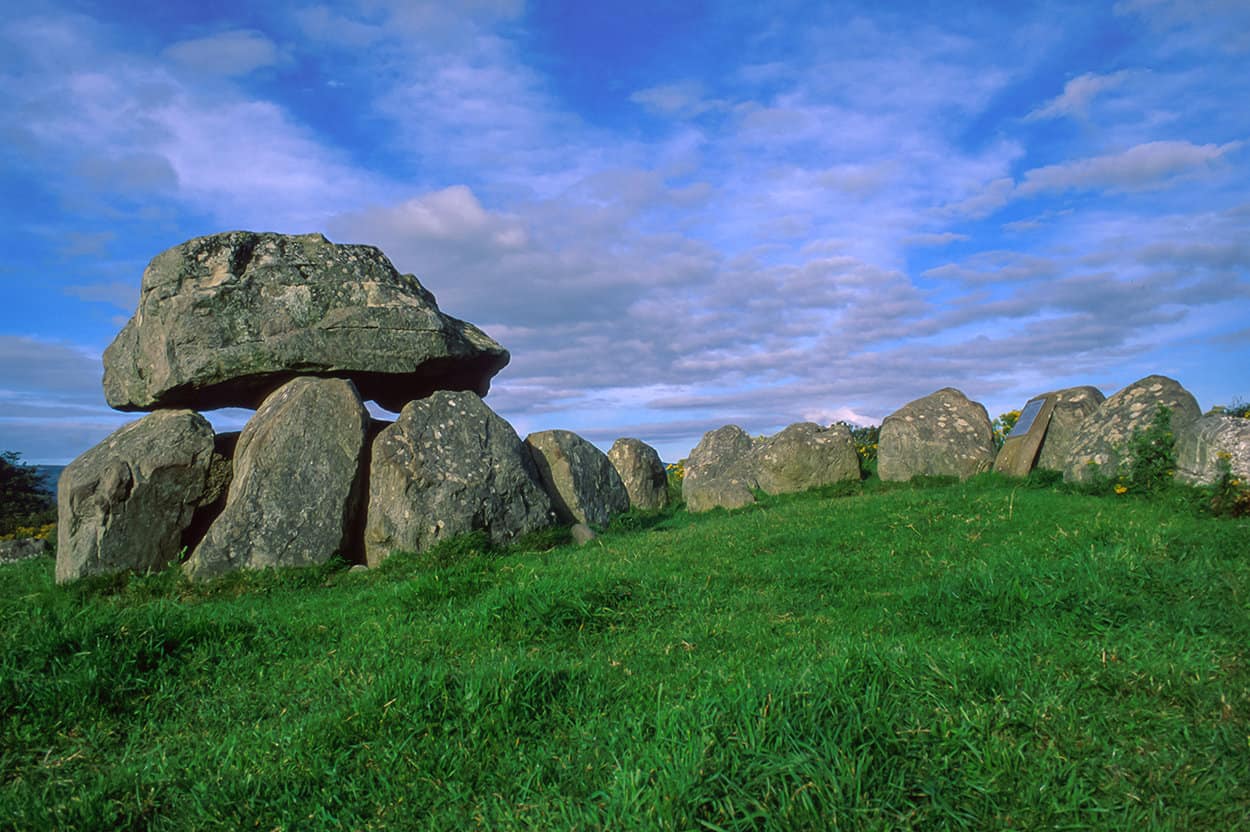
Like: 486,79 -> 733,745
754,422 -> 860,494
365,391 -> 553,566
184,377 -> 369,579
683,425 -> 758,513
103,231 -> 509,412
56,410 -> 215,583
526,430 -> 630,527
1062,375 -> 1201,483
877,388 -> 995,482
607,438 -> 670,511
1174,414 -> 1250,485
1035,386 -> 1105,471
0,538 -> 48,564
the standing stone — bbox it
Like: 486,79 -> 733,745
184,377 -> 369,580
607,438 -> 670,511
683,426 -> 758,513
526,430 -> 630,527
56,410 -> 215,583
1174,414 -> 1250,485
754,422 -> 860,494
365,391 -> 553,566
1035,386 -> 1105,471
102,231 -> 509,412
877,388 -> 995,482
1062,375 -> 1201,484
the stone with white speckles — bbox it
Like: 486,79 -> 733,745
877,388 -> 995,482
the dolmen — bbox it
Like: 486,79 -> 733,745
56,232 -> 643,583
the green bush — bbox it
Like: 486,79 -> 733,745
1120,404 -> 1177,495
0,451 -> 55,538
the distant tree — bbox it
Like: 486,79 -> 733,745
0,451 -> 55,537
992,410 -> 1021,449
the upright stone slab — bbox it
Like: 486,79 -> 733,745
526,430 -> 630,527
184,377 -> 369,579
754,422 -> 860,494
365,391 -> 553,566
56,410 -> 215,583
877,388 -> 995,482
993,395 -> 1057,477
683,425 -> 758,512
1174,414 -> 1250,485
1035,386 -> 1105,472
607,438 -> 670,511
103,231 -> 509,412
1062,375 -> 1201,484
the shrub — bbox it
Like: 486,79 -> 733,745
992,409 -> 1021,449
0,451 -> 55,538
1118,404 -> 1177,495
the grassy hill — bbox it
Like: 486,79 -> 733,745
2,474 -> 1248,830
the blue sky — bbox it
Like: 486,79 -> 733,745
1,0 -> 1247,464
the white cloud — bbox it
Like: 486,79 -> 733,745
162,30 -> 284,77
1017,140 -> 1242,195
1026,71 -> 1132,121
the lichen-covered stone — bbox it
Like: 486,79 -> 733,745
1035,386 -> 1105,471
1174,414 -> 1250,485
365,391 -> 553,566
877,388 -> 994,482
607,438 -> 669,511
103,231 -> 509,412
0,538 -> 49,564
1062,375 -> 1201,483
184,378 -> 369,579
754,422 -> 860,494
56,410 -> 215,583
526,430 -> 630,527
683,425 -> 758,513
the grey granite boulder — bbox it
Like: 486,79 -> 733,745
683,425 -> 758,513
1174,414 -> 1250,485
877,388 -> 995,482
1062,375 -> 1201,484
0,538 -> 49,564
754,422 -> 860,494
526,430 -> 630,527
103,231 -> 509,412
184,377 -> 369,579
607,438 -> 670,511
1035,386 -> 1105,471
365,391 -> 553,566
56,410 -> 215,583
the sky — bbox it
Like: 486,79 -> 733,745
1,0 -> 1247,465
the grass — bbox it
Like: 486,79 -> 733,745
1,474 -> 1248,830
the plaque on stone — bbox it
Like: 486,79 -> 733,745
992,394 -> 1058,478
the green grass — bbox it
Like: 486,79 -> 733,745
2,475 -> 1248,830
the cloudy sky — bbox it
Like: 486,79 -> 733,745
2,0 -> 1247,464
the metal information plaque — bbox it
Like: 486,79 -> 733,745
1008,397 -> 1046,439
993,394 -> 1057,478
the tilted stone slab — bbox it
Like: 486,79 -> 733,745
754,422 -> 860,494
683,425 -> 758,513
607,438 -> 670,512
877,388 -> 995,482
365,391 -> 554,566
1174,414 -> 1250,485
103,231 -> 509,412
1035,386 -> 1105,472
1062,375 -> 1200,484
184,377 -> 369,579
526,430 -> 630,527
57,410 -> 215,583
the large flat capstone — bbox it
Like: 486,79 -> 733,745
103,231 -> 509,412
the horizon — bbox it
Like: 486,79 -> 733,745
2,0 -> 1247,465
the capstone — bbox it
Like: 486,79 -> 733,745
103,231 -> 509,412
